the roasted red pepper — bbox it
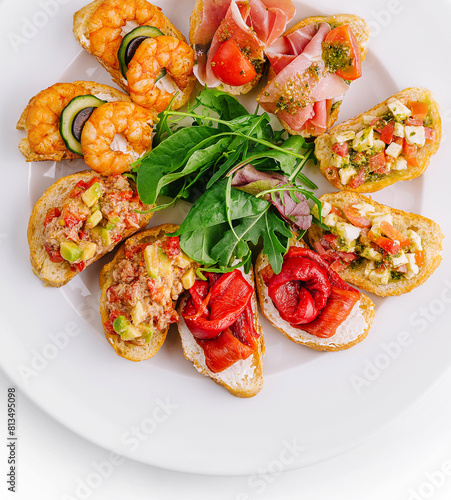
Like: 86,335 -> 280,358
182,270 -> 259,373
266,247 -> 361,338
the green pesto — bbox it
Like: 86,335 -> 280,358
322,41 -> 352,73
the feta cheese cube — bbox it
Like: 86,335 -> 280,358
372,139 -> 386,153
364,261 -> 376,277
393,157 -> 408,170
360,247 -> 383,262
332,130 -> 356,144
385,141 -> 403,158
387,98 -> 412,121
394,122 -> 405,138
336,222 -> 361,246
323,213 -> 339,228
320,201 -> 332,217
404,125 -> 426,147
369,267 -> 391,285
391,252 -> 409,267
406,230 -> 422,252
331,153 -> 350,169
353,202 -> 376,217
370,213 -> 393,227
352,127 -> 374,152
338,166 -> 357,185
406,253 -> 419,275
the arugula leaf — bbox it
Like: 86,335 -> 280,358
192,88 -> 249,121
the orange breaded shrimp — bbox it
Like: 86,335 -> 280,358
26,83 -> 87,156
88,0 -> 167,70
126,36 -> 194,112
80,101 -> 153,175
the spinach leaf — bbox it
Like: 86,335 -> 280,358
193,88 -> 249,121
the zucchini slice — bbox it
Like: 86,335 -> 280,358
118,25 -> 164,79
59,95 -> 106,155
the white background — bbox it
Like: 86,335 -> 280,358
2,0 -> 451,498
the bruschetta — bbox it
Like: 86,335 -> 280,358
307,192 -> 444,296
315,88 -> 442,192
28,171 -> 153,287
257,14 -> 369,137
177,267 -> 264,397
255,241 -> 375,351
99,224 -> 198,361
17,81 -> 131,162
73,0 -> 196,111
189,0 -> 295,95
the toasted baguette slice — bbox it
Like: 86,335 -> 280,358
315,88 -> 442,192
73,0 -> 195,109
17,81 -> 131,162
255,243 -> 375,351
189,0 -> 265,95
177,267 -> 264,397
307,192 -> 444,296
264,14 -> 369,137
28,171 -> 153,287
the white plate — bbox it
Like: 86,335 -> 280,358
1,0 -> 450,475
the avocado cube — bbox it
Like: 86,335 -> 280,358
131,300 -> 146,326
140,324 -> 154,343
60,241 -> 83,263
181,267 -> 196,290
85,209 -> 103,229
178,252 -> 194,269
100,228 -> 112,246
79,241 -> 97,261
157,247 -> 173,280
81,182 -> 102,208
112,315 -> 140,340
144,244 -> 160,278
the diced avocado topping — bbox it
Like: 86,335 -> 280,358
100,228 -> 112,246
112,315 -> 141,340
141,325 -> 154,343
82,182 -> 102,208
181,268 -> 196,290
60,241 -> 83,263
144,244 -> 173,280
131,300 -> 146,326
79,241 -> 97,261
85,209 -> 103,229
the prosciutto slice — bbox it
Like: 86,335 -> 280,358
258,23 -> 350,134
192,0 -> 295,87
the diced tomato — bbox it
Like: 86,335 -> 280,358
323,24 -> 362,80
380,121 -> 395,144
424,127 -> 437,143
330,205 -> 343,217
324,166 -> 339,184
331,142 -> 349,157
368,231 -> 401,255
415,250 -> 425,266
409,101 -> 428,121
147,278 -> 165,302
368,152 -> 387,172
112,234 -> 122,243
379,221 -> 411,248
44,243 -> 64,263
71,261 -> 86,272
124,212 -> 139,228
211,38 -> 257,86
63,209 -> 85,229
109,190 -> 133,201
344,205 -> 372,228
43,207 -> 61,227
70,180 -> 88,198
323,233 -> 339,247
405,117 -> 424,127
403,140 -> 419,167
86,176 -> 101,188
162,236 -> 181,258
347,168 -> 366,189
330,258 -> 352,272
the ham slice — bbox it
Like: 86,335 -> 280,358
192,0 -> 295,87
258,23 -> 350,133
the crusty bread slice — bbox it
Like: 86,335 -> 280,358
254,244 -> 375,351
28,170 -> 153,287
17,81 -> 131,162
267,14 -> 370,138
73,0 -> 195,109
314,88 -> 442,192
99,224 -> 179,361
177,266 -> 265,397
189,0 -> 264,95
307,192 -> 444,296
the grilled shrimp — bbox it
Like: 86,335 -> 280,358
126,36 -> 194,112
26,83 -> 87,156
88,0 -> 167,70
80,101 -> 153,175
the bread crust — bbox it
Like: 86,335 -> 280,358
254,246 -> 375,352
307,192 -> 444,296
177,266 -> 265,397
189,0 -> 264,95
266,14 -> 369,138
28,171 -> 153,287
99,224 -> 180,361
17,81 -> 131,162
73,0 -> 196,109
314,87 -> 442,192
